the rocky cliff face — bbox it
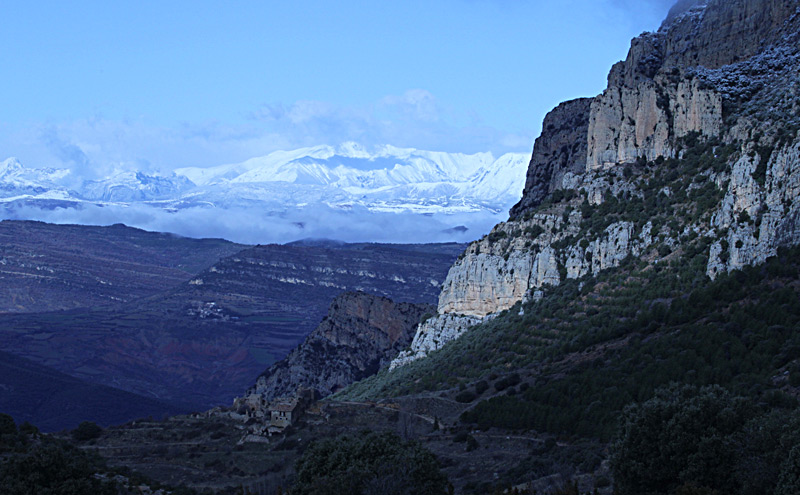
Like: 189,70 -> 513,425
436,231 -> 562,318
510,98 -> 593,216
392,0 -> 800,369
587,74 -> 722,170
247,291 -> 432,401
658,0 -> 799,70
707,137 -> 800,277
389,313 -> 483,369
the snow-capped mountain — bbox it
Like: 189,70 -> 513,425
175,144 -> 499,188
81,171 -> 195,202
171,143 -> 527,213
0,158 -> 72,198
0,144 -> 528,242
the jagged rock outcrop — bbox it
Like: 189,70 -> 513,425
708,136 -> 800,277
566,221 -> 654,279
436,208 -> 571,319
511,0 -> 796,207
510,98 -> 593,216
246,291 -> 432,401
393,0 -> 800,370
391,198 -> 656,367
587,0 -> 799,171
436,241 -> 561,318
389,313 -> 483,370
658,0 -> 799,70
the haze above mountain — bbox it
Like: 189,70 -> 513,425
0,143 -> 527,244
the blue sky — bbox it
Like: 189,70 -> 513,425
1,0 -> 675,175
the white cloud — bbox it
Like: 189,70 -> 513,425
247,89 -> 531,158
379,89 -> 441,123
1,118 -> 293,177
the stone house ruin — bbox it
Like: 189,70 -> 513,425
268,398 -> 299,429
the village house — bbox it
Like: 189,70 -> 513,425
268,398 -> 299,429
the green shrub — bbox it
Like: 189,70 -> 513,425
455,391 -> 478,403
524,225 -> 545,238
494,373 -> 521,392
0,414 -> 16,435
0,443 -> 117,495
790,369 -> 800,387
18,422 -> 38,436
776,445 -> 800,495
72,421 -> 103,442
738,210 -> 752,224
452,431 -> 470,443
487,231 -> 508,244
752,145 -> 772,186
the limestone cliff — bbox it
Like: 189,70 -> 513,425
708,138 -> 800,277
587,74 -> 722,170
246,291 -> 432,401
392,0 -> 800,369
658,0 -> 799,70
389,313 -> 483,369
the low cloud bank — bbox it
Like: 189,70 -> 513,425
1,202 -> 504,245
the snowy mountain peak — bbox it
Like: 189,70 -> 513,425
1,157 -> 23,173
81,171 -> 195,202
174,143 -> 511,188
0,157 -> 71,195
336,142 -> 371,158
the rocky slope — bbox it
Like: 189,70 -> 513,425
244,291 -> 432,402
390,0 -> 800,368
510,98 -> 593,215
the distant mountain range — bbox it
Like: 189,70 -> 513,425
0,143 -> 528,216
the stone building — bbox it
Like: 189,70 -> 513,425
268,398 -> 300,428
